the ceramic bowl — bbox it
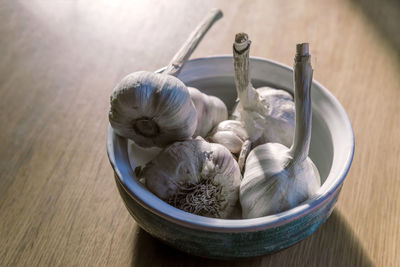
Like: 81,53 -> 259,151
106,56 -> 354,259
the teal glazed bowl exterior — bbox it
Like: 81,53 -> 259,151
106,56 -> 355,259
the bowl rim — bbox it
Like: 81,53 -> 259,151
106,55 -> 355,232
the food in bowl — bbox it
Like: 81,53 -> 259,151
106,9 -> 354,258
108,54 -> 354,258
110,31 -> 322,219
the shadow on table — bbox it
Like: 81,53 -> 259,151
130,210 -> 373,267
349,0 -> 400,58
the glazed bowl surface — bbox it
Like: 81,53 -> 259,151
107,56 -> 354,259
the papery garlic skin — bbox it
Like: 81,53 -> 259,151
240,43 -> 321,218
207,120 -> 251,173
233,33 -> 295,147
238,139 -> 251,173
207,120 -> 248,154
240,143 -> 320,218
188,87 -> 228,137
141,138 -> 241,218
232,87 -> 294,147
109,71 -> 197,148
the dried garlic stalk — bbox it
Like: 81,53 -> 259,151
233,33 -> 295,147
240,43 -> 321,218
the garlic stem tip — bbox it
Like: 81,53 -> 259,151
210,8 -> 223,19
234,33 -> 251,53
296,43 -> 309,56
235,33 -> 248,43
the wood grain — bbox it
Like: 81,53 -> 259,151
0,0 -> 399,266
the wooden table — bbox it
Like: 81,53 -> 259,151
1,0 -> 399,266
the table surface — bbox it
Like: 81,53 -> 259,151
1,0 -> 399,266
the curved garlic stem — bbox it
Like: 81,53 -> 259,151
163,8 -> 223,76
289,43 -> 313,165
233,33 -> 266,112
238,140 -> 251,174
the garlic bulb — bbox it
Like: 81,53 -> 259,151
140,137 -> 241,218
233,33 -> 295,147
188,87 -> 228,137
109,9 -> 223,148
110,72 -> 197,147
240,43 -> 321,218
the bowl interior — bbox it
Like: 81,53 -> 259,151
110,56 -> 354,230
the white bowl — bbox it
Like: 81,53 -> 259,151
107,56 -> 354,259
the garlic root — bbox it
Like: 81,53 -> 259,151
233,33 -> 295,147
109,9 -> 223,147
239,43 -> 321,218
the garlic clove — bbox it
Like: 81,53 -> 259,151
207,130 -> 243,154
211,120 -> 248,141
207,119 -> 251,173
239,43 -> 321,218
188,87 -> 228,137
207,120 -> 248,154
233,33 -> 295,147
141,138 -> 242,219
